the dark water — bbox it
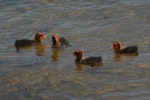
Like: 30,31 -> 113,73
0,0 -> 150,100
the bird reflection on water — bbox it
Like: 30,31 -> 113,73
113,53 -> 138,62
75,63 -> 101,73
51,49 -> 60,62
75,64 -> 83,71
15,44 -> 46,56
34,44 -> 46,56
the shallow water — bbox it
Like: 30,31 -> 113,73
0,0 -> 150,100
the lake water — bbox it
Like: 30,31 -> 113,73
0,0 -> 150,100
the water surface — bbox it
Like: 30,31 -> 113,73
0,0 -> 150,100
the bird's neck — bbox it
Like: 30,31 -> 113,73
114,47 -> 121,53
75,55 -> 83,63
35,38 -> 42,44
53,41 -> 61,47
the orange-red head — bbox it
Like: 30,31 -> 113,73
52,33 -> 59,42
35,32 -> 46,42
73,50 -> 82,56
111,40 -> 121,51
73,50 -> 83,60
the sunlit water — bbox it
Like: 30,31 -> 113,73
0,0 -> 150,100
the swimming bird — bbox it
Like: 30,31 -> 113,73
51,33 -> 70,48
73,50 -> 103,67
111,40 -> 138,55
15,32 -> 46,47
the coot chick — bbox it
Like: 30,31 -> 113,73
73,50 -> 103,67
51,33 -> 70,48
111,40 -> 138,55
15,32 -> 46,47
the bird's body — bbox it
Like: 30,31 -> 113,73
15,39 -> 35,47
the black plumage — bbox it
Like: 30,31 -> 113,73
74,50 -> 103,67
